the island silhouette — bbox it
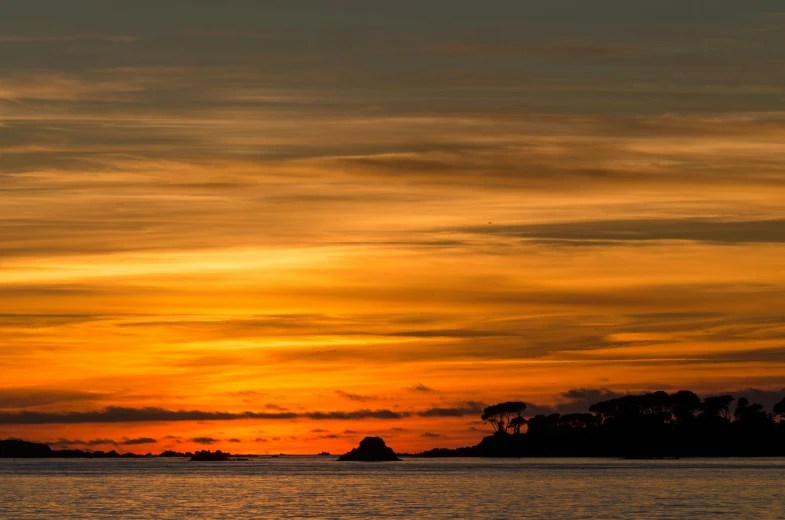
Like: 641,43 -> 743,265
2,390 -> 784,459
338,436 -> 400,461
418,391 -> 785,458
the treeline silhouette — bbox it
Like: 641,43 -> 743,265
0,439 -> 145,458
421,391 -> 785,458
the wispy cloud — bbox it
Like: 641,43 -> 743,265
3,1 -> 785,453
448,218 -> 785,245
0,388 -> 108,408
51,437 -> 157,447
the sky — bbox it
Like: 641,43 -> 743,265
2,1 -> 785,454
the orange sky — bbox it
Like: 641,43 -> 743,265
2,2 -> 785,454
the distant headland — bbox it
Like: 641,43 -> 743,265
417,391 -> 785,458
0,439 -> 257,460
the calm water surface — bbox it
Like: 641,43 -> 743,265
1,457 -> 783,519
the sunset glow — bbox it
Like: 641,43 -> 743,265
3,2 -> 785,455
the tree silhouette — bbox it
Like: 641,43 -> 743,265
734,397 -> 773,425
734,397 -> 752,421
481,404 -> 506,434
670,390 -> 701,422
699,395 -> 735,421
510,416 -> 527,434
774,397 -> 785,419
482,401 -> 527,434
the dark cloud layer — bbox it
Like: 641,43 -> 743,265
335,390 -> 375,402
553,387 -> 785,414
0,406 -> 397,424
52,437 -> 157,447
0,402 -> 494,424
121,437 -> 157,445
191,437 -> 219,445
416,401 -> 485,418
304,409 -> 407,420
523,404 -> 560,416
557,388 -> 626,413
453,219 -> 785,245
0,406 -> 297,424
726,388 -> 785,414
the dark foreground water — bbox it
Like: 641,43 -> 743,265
1,457 -> 784,519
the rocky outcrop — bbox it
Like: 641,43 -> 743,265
338,437 -> 400,461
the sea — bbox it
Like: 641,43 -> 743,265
1,457 -> 783,519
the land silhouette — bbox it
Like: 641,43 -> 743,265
2,391 -> 784,459
419,391 -> 785,458
0,439 -> 258,460
187,450 -> 253,461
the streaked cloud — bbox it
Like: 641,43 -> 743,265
2,0 -> 785,454
0,388 -> 108,409
448,218 -> 785,245
0,407 -> 298,425
0,406 -> 403,424
416,402 -> 486,418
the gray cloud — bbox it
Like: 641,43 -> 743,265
524,404 -> 559,416
191,437 -> 218,445
451,218 -> 785,245
335,390 -> 375,402
0,388 -> 108,409
0,406 -> 297,424
430,40 -> 623,59
84,439 -> 115,447
387,329 -> 509,338
700,347 -> 785,365
0,406 -> 419,424
556,388 -> 626,413
555,387 -> 785,414
50,438 -> 88,447
417,401 -> 485,418
722,388 -> 785,413
51,437 -> 157,447
120,437 -> 157,445
305,409 -> 408,420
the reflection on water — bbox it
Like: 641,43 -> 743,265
1,458 -> 784,519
